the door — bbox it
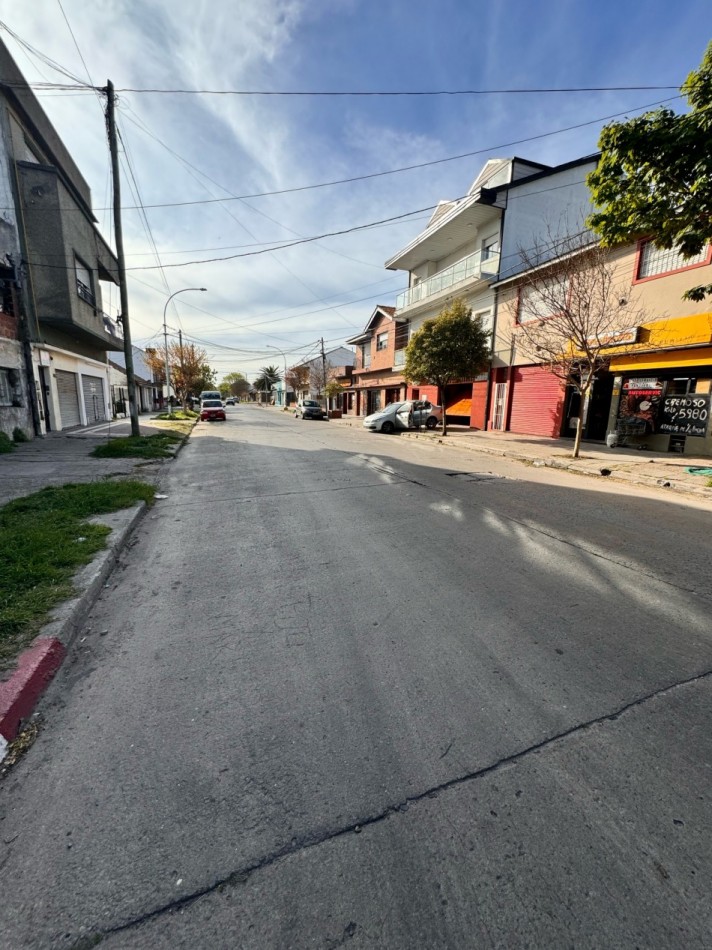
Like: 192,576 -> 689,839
82,375 -> 107,423
39,366 -> 52,431
508,366 -> 564,437
492,383 -> 507,430
55,369 -> 81,429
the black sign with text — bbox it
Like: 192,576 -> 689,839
658,394 -> 711,437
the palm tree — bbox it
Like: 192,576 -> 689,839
253,365 -> 282,403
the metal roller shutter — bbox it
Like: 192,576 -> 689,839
82,374 -> 107,423
509,366 -> 564,437
55,370 -> 81,429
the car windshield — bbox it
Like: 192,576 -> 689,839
202,400 -> 222,408
303,400 -> 320,407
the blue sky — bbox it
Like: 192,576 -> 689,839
5,2 -> 710,381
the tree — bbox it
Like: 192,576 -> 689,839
310,359 -> 333,398
286,364 -> 310,400
220,372 -> 250,400
404,298 -> 490,436
587,41 -> 712,300
145,343 -> 214,407
253,365 -> 281,403
514,233 -> 646,458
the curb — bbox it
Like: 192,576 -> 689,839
394,429 -> 712,500
0,501 -> 147,753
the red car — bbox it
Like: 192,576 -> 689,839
200,399 -> 226,422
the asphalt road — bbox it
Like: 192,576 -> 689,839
2,405 -> 712,949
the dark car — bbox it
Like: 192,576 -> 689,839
294,399 -> 327,420
200,399 -> 226,421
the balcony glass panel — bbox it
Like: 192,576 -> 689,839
396,248 -> 499,311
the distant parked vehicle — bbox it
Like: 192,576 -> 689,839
199,390 -> 222,404
224,397 -> 236,405
294,399 -> 328,420
200,399 -> 226,421
363,400 -> 442,434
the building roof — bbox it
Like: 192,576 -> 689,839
345,305 -> 397,344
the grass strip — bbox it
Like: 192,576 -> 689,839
91,432 -> 183,459
0,480 -> 155,671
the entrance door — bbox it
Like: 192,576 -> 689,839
39,366 -> 52,431
492,383 -> 507,430
55,370 -> 81,428
82,375 -> 107,423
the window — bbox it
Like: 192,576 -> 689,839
482,236 -> 500,259
376,331 -> 388,351
518,276 -> 569,323
394,321 -> 410,350
0,368 -> 13,405
75,256 -> 95,307
636,241 -> 710,280
361,343 -> 371,368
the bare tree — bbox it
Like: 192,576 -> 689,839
309,360 -> 333,400
515,232 -> 646,458
286,364 -> 310,402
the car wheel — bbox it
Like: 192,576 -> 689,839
425,417 -> 438,430
381,421 -> 395,434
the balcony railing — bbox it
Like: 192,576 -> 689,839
103,313 -> 123,340
77,278 -> 96,308
396,248 -> 499,311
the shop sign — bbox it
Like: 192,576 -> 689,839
659,394 -> 710,438
595,326 -> 640,348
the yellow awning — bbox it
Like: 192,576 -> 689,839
609,346 -> 712,372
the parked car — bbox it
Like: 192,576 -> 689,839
363,400 -> 442,434
199,390 -> 222,404
200,399 -> 226,421
224,397 -> 236,405
294,399 -> 328,420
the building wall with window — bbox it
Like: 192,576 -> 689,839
490,238 -> 712,453
0,38 -> 121,434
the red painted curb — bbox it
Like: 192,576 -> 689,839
0,637 -> 66,743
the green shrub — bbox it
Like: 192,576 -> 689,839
12,427 -> 29,443
0,431 -> 14,453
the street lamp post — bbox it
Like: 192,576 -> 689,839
266,345 -> 288,409
163,288 -> 207,414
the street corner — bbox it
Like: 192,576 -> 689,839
0,637 -> 66,750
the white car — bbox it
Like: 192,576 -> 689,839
363,400 -> 442,434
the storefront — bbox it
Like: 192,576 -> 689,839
605,314 -> 712,455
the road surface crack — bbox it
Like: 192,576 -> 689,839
75,664 -> 712,946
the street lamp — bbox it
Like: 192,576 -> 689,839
266,344 -> 288,409
163,288 -> 207,414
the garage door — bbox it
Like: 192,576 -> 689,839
82,374 -> 107,423
508,365 -> 564,437
55,370 -> 81,429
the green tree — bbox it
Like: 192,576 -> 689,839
220,372 -> 249,400
404,298 -> 490,436
587,41 -> 712,300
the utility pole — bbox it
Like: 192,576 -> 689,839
320,337 -> 327,398
105,80 -> 140,436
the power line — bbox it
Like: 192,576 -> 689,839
92,96 -> 682,212
114,84 -> 682,96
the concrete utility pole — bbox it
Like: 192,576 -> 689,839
105,80 -> 140,437
320,337 -> 327,397
266,345 -> 288,408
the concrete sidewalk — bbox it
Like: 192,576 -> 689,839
0,417 -> 182,751
328,414 -> 712,500
0,417 -> 174,506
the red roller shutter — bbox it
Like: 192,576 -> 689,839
508,366 -> 564,437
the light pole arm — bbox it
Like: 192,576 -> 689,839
162,287 -> 207,414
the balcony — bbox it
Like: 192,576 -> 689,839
103,313 -> 123,342
396,248 -> 499,311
